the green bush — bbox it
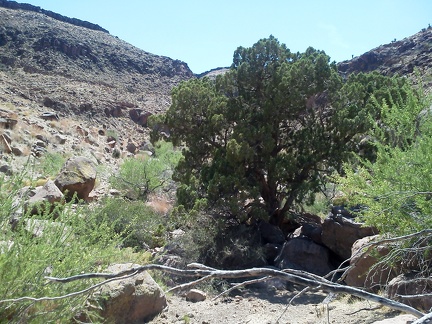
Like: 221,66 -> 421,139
338,83 -> 432,235
0,171 -> 134,322
95,197 -> 167,250
110,140 -> 181,200
35,152 -> 66,178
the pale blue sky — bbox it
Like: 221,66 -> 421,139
20,1 -> 432,74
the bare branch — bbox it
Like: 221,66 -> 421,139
0,271 -> 138,304
43,263 -> 425,318
412,311 -> 432,324
211,276 -> 273,301
397,293 -> 432,299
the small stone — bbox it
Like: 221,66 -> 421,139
185,289 -> 206,302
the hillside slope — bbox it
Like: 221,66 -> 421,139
338,26 -> 432,89
0,3 -> 193,121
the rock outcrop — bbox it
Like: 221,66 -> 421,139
338,26 -> 432,89
0,0 -> 109,32
0,4 -> 193,123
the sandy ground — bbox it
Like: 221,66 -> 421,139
149,284 -> 412,324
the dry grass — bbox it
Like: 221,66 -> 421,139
146,195 -> 172,215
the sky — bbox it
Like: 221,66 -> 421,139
18,0 -> 432,74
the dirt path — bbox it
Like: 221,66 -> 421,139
149,285 -> 409,324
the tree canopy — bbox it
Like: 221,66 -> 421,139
154,36 -> 412,227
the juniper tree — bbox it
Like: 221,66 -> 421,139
155,36 -> 410,227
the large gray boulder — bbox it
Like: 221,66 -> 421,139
54,156 -> 97,201
92,263 -> 167,323
275,238 -> 334,276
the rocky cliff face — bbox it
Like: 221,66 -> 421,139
0,0 -> 109,33
338,27 -> 432,88
0,4 -> 193,121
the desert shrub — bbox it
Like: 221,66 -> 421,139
338,82 -> 432,235
35,152 -> 66,177
0,171 -> 132,322
95,197 -> 167,250
110,140 -> 181,200
175,205 -> 266,269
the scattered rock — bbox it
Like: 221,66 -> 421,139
11,146 -> 25,156
0,164 -> 12,175
54,134 -> 67,144
186,289 -> 207,302
54,156 -> 97,201
39,112 -> 59,121
126,140 -> 138,154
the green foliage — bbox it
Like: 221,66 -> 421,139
178,211 -> 265,269
110,140 -> 181,200
34,152 -> 66,178
0,172 -> 130,322
95,197 -> 167,250
105,129 -> 119,141
338,84 -> 432,235
157,36 -> 407,226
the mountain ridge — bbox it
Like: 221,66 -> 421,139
0,0 -> 109,33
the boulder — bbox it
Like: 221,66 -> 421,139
259,221 -> 286,244
344,235 -> 397,290
92,263 -> 167,323
54,156 -> 97,201
129,109 -> 152,127
186,289 -> 206,302
26,180 -> 64,215
321,215 -> 377,260
0,164 -> 12,175
275,238 -> 334,276
292,223 -> 323,245
0,117 -> 18,129
126,141 -> 138,154
386,272 -> 432,312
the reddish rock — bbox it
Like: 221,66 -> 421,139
321,215 -> 377,260
344,235 -> 397,290
186,289 -> 206,302
386,273 -> 432,312
54,156 -> 96,201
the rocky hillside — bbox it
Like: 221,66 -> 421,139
338,26 -> 432,89
0,2 -> 193,124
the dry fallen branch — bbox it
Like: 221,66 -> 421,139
44,263 -> 425,318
